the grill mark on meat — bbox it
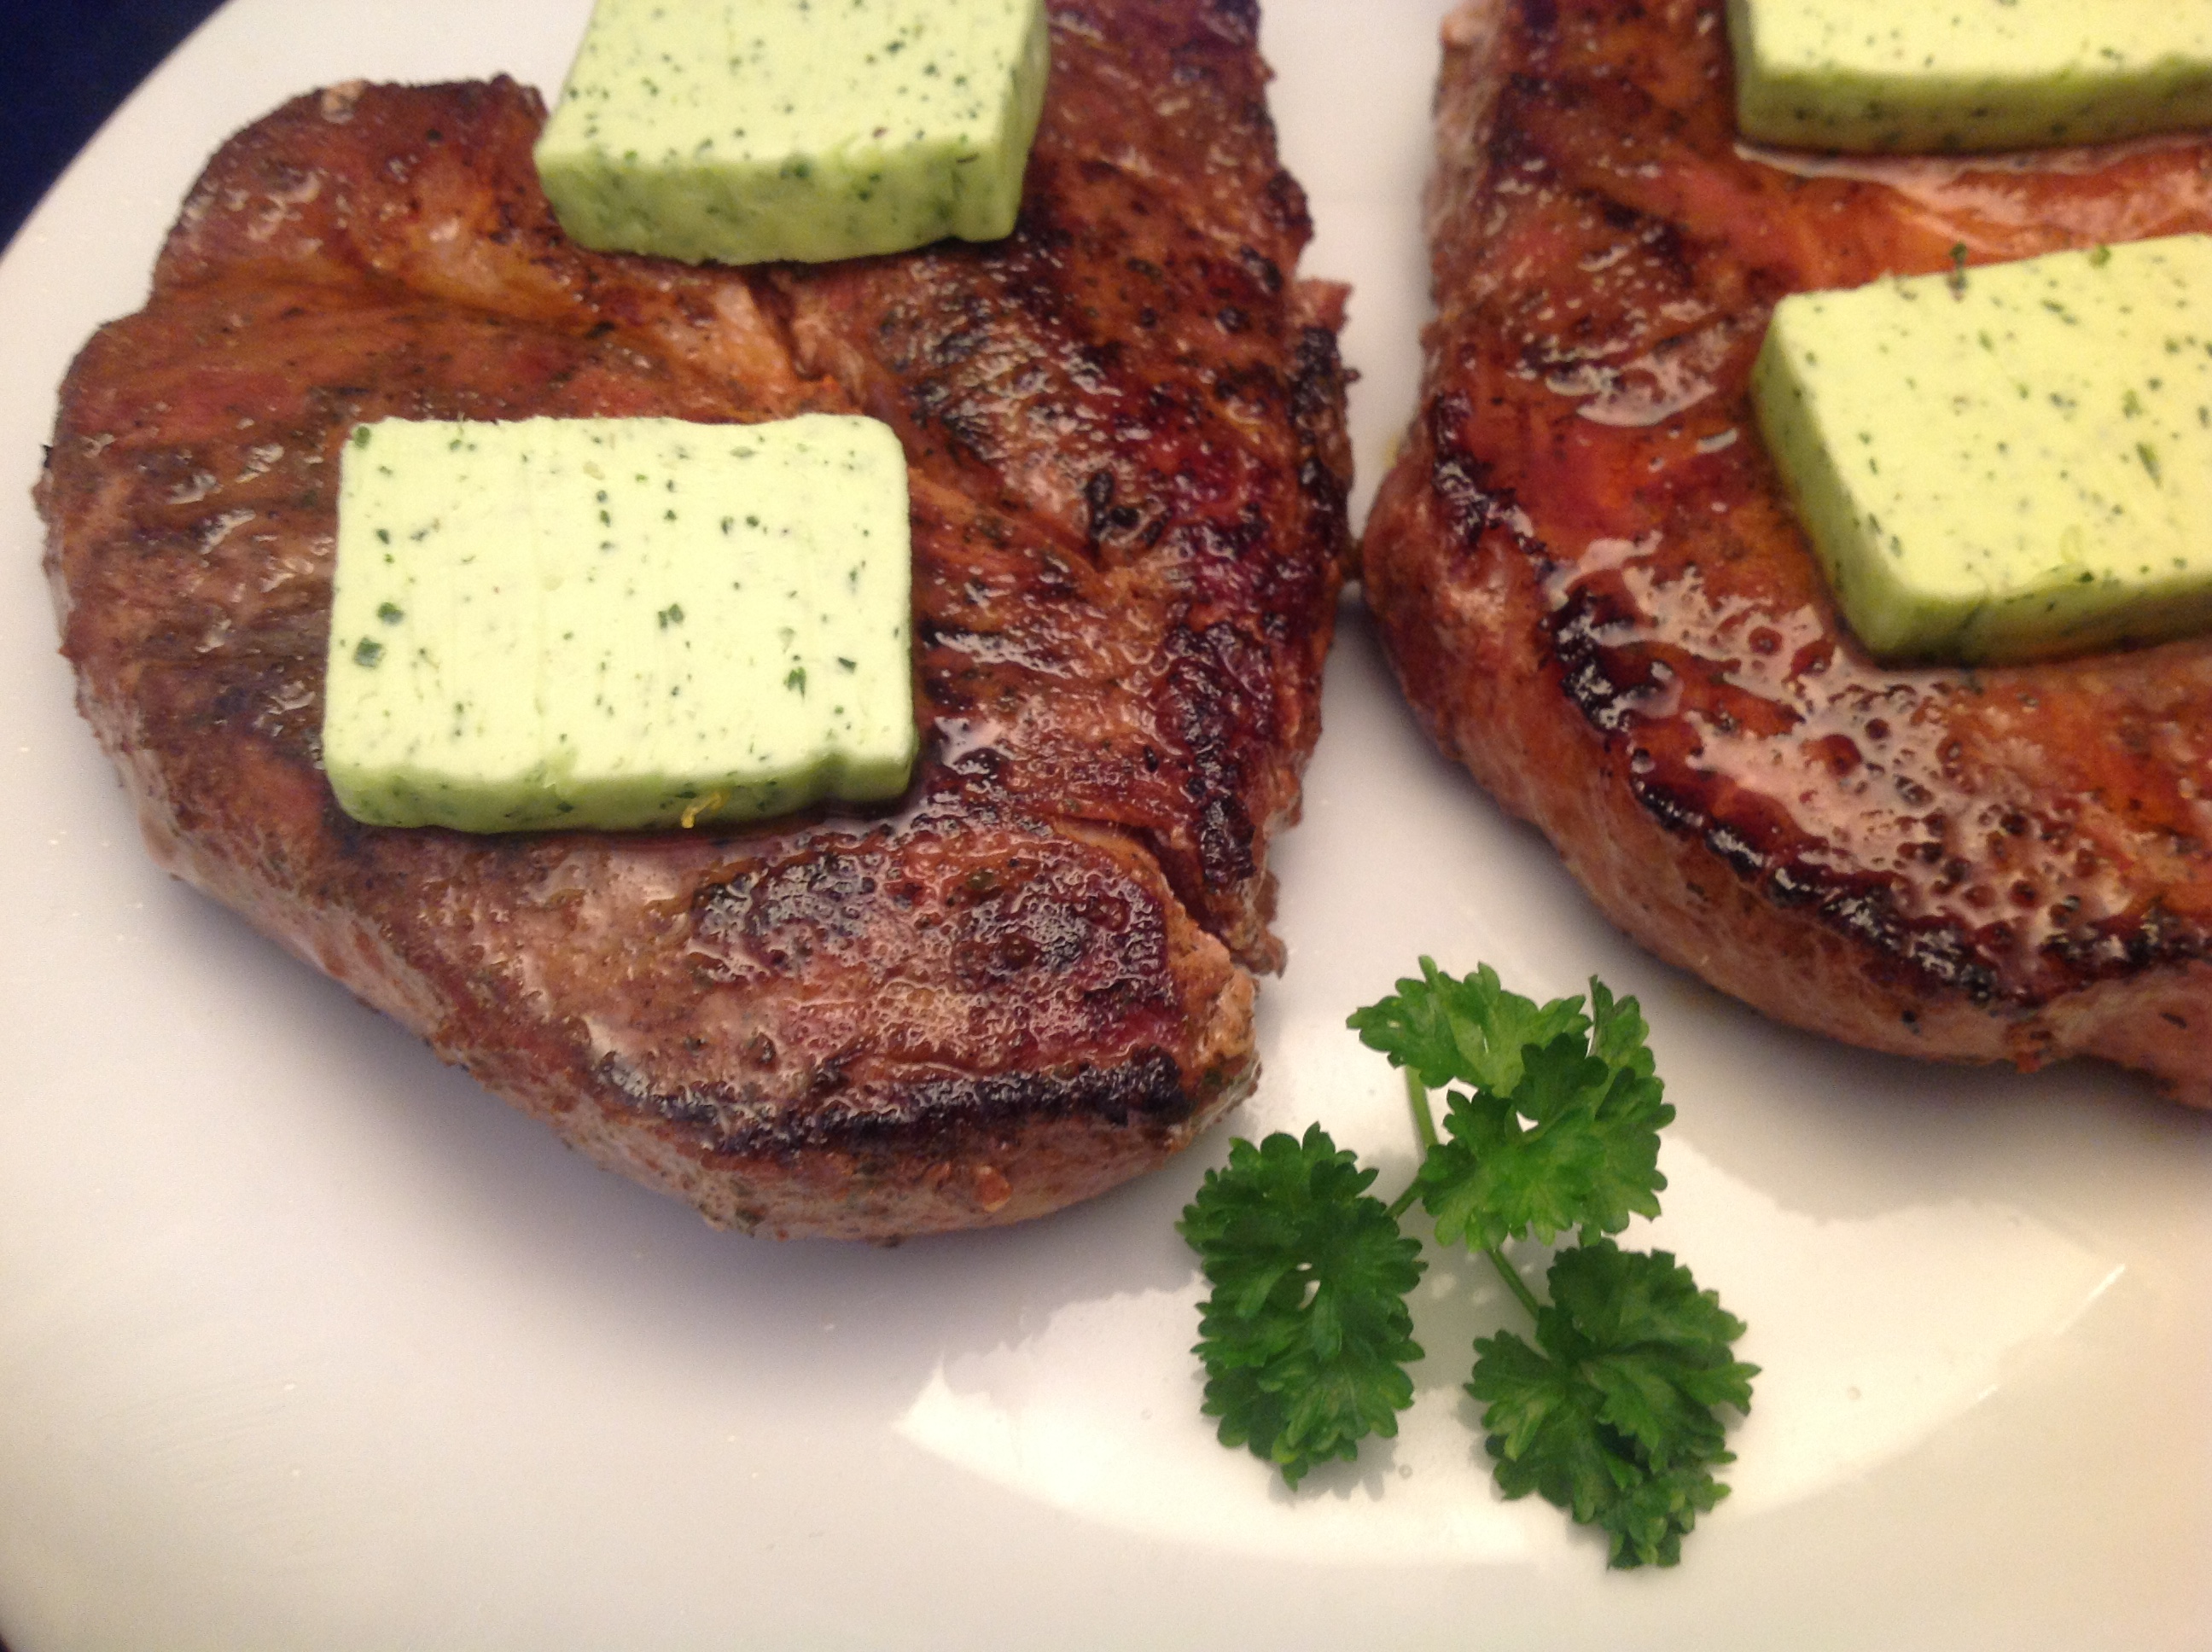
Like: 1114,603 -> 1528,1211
1425,398 -> 1544,559
600,1047 -> 1193,1158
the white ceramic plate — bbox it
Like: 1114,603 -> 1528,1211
3,3 -> 2208,1647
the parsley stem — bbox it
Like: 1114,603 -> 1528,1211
1405,1068 -> 1440,1153
1386,1070 -> 1441,1220
1482,1242 -> 1545,1323
1387,1069 -> 1549,1323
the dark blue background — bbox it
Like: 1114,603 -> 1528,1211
3,0 -> 230,252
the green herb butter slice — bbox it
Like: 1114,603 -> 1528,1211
1726,0 -> 2212,153
325,415 -> 918,831
1751,235 -> 2212,665
533,0 -> 1050,265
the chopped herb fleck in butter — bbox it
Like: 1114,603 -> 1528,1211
1751,235 -> 2212,663
324,415 -> 918,831
1727,0 -> 2212,153
534,0 -> 1050,264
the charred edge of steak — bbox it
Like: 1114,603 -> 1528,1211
1410,413 -> 2212,1011
1617,753 -> 2212,1007
596,1046 -> 1210,1159
1289,316 -> 1355,585
1162,619 -> 1263,895
1425,392 -> 1546,561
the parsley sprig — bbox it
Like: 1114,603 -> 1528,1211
1177,1127 -> 1425,1486
1179,959 -> 1757,1568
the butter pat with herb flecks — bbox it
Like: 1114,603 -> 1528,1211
1751,236 -> 2212,665
324,415 -> 917,831
1727,0 -> 2212,153
533,0 -> 1050,265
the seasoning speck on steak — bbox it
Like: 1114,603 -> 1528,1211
40,0 -> 1354,1239
1364,0 -> 2212,1105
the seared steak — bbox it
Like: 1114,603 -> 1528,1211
1364,0 -> 2212,1104
40,0 -> 1353,1238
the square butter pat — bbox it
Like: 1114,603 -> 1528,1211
1727,0 -> 2212,153
533,0 -> 1050,265
325,415 -> 918,831
1751,235 -> 2212,665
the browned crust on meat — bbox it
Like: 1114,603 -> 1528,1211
39,2 -> 1351,1238
1364,0 -> 2212,1105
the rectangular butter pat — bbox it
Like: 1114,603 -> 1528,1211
1727,0 -> 2212,153
1751,235 -> 2212,665
534,0 -> 1050,265
325,415 -> 918,831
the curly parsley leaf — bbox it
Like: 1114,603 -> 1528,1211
1179,1125 -> 1427,1486
1346,957 -> 1590,1095
1470,1240 -> 1759,1568
1355,962 -> 1673,1248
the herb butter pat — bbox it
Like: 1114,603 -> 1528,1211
325,415 -> 918,831
1752,236 -> 2212,665
1726,0 -> 2212,153
533,0 -> 1050,265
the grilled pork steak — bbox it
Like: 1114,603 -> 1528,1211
1364,0 -> 2212,1104
41,0 -> 1353,1238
